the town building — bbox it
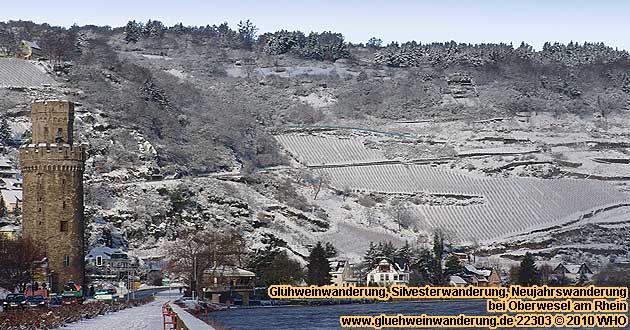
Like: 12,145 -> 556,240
366,259 -> 410,287
449,275 -> 468,287
203,265 -> 256,305
18,40 -> 43,60
0,158 -> 23,213
85,247 -> 138,280
453,264 -> 502,287
0,224 -> 19,239
554,263 -> 593,282
329,259 -> 359,287
19,100 -> 87,293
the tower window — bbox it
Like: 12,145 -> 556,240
62,201 -> 66,209
63,256 -> 70,267
96,256 -> 103,267
60,221 -> 68,232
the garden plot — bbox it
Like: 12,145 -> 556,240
317,164 -> 629,243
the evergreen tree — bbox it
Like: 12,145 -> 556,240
518,253 -> 541,286
444,255 -> 463,277
414,248 -> 434,285
124,21 -> 142,43
363,242 -> 379,270
367,37 -> 383,49
0,117 -> 11,145
237,19 -> 258,50
395,241 -> 414,266
380,241 -> 396,260
259,251 -> 304,285
0,200 -> 7,218
143,19 -> 166,38
306,241 -> 331,285
431,231 -> 445,284
432,231 -> 444,261
324,242 -> 337,258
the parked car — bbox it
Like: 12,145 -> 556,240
26,295 -> 47,308
61,296 -> 79,305
48,294 -> 62,306
94,289 -> 115,302
3,294 -> 27,310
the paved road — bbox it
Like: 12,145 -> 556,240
64,291 -> 181,330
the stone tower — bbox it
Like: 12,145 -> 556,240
19,100 -> 87,293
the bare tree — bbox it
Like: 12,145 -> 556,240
309,172 -> 330,200
166,229 -> 246,298
387,197 -> 413,231
0,236 -> 45,292
364,206 -> 378,226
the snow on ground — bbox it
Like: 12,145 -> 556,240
63,292 -> 180,330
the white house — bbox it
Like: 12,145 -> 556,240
329,259 -> 359,287
366,259 -> 410,287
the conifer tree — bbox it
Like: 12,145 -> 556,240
518,252 -> 541,286
444,255 -> 463,277
306,241 -> 331,285
0,117 -> 11,145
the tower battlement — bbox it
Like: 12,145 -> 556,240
19,144 -> 87,165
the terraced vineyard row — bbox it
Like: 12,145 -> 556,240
275,133 -> 386,166
317,164 -> 630,242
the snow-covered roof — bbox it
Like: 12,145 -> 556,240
329,258 -> 347,273
449,275 -> 467,285
1,178 -> 22,190
1,189 -> 22,204
23,40 -> 41,50
0,157 -> 12,168
463,265 -> 491,277
86,246 -> 128,260
0,224 -> 19,232
558,263 -> 583,274
205,266 -> 255,277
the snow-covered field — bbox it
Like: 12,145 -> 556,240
319,163 -> 629,242
275,133 -> 387,166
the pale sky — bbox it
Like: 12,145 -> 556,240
1,0 -> 629,50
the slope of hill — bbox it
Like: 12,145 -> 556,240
1,20 -> 630,271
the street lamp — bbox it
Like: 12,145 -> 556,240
192,255 -> 197,301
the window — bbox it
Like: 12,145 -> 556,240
63,256 -> 70,267
60,221 -> 68,232
95,256 -> 103,267
394,275 -> 398,281
44,127 -> 49,136
385,274 -> 390,281
62,201 -> 66,209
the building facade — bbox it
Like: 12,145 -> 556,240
19,100 -> 87,293
366,259 -> 410,287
